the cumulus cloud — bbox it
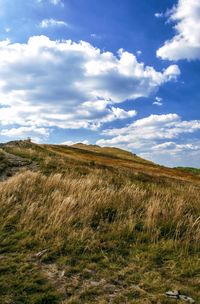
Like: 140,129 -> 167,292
96,113 -> 200,166
39,19 -> 68,28
157,0 -> 200,60
0,126 -> 50,143
98,113 -> 200,142
141,140 -> 200,167
0,36 -> 180,141
152,141 -> 199,153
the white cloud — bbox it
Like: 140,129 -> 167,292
163,64 -> 180,79
154,12 -> 164,18
37,0 -> 64,6
153,96 -> 163,106
0,36 -> 180,140
39,19 -> 68,28
136,50 -> 142,56
157,0 -> 200,60
96,113 -> 200,166
99,113 -> 200,140
60,140 -> 89,145
50,0 -> 63,5
0,126 -> 50,143
152,141 -> 199,152
142,140 -> 200,167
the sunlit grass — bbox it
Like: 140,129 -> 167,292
0,141 -> 200,303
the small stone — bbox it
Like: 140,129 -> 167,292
60,270 -> 65,278
34,249 -> 48,258
166,290 -> 180,299
179,295 -> 195,303
166,291 -> 195,303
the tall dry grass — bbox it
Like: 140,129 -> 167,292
0,170 -> 199,253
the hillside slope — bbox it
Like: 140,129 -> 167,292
0,140 -> 200,304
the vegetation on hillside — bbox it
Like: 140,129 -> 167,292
0,141 -> 200,303
175,166 -> 200,176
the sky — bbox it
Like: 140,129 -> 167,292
0,0 -> 200,167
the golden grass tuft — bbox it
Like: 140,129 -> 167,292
0,170 -> 199,253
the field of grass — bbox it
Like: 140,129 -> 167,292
0,140 -> 200,303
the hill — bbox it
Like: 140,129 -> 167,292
175,166 -> 200,176
0,140 -> 200,303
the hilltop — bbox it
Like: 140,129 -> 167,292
0,140 -> 200,303
0,140 -> 199,184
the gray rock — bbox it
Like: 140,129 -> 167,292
166,290 -> 195,303
179,295 -> 195,304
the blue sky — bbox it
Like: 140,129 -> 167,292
0,0 -> 200,167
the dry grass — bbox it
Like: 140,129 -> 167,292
0,142 -> 200,303
0,169 -> 199,252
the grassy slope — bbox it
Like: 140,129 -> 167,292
0,141 -> 200,304
175,166 -> 200,176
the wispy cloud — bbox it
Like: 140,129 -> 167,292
60,140 -> 89,145
50,0 -> 63,5
154,12 -> 164,18
97,113 -> 200,166
39,19 -> 69,28
0,126 -> 50,143
37,0 -> 64,7
153,96 -> 163,106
